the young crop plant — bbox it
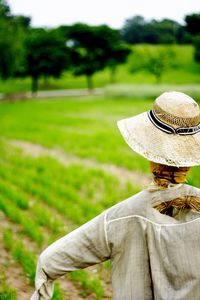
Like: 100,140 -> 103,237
69,270 -> 104,300
3,229 -> 36,283
0,196 -> 44,246
3,229 -> 64,299
0,179 -> 29,210
0,273 -> 17,300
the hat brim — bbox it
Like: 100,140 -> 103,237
117,111 -> 200,167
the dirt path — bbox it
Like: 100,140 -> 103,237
9,140 -> 151,188
2,88 -> 103,101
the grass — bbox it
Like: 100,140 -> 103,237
0,97 -> 151,171
104,83 -> 200,101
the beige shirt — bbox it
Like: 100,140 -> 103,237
31,184 -> 200,300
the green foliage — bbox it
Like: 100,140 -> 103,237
106,45 -> 131,83
0,3 -> 14,79
0,44 -> 199,95
24,29 -> 70,93
129,45 -> 175,82
0,1 -> 30,80
185,13 -> 200,36
184,14 -> 200,71
120,15 -> 186,44
0,1 -> 198,93
67,23 -> 130,89
0,0 -> 10,19
194,35 -> 200,63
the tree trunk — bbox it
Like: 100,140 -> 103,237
43,76 -> 49,87
110,66 -> 117,83
86,75 -> 93,93
31,77 -> 38,96
156,73 -> 162,84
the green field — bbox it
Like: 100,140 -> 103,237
0,45 -> 200,95
0,95 -> 200,299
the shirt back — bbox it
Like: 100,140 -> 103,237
106,184 -> 200,300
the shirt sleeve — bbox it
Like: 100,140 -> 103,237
30,211 -> 110,299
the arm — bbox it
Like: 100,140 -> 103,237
30,211 -> 110,299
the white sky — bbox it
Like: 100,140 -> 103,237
8,0 -> 200,29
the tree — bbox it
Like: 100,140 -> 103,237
11,15 -> 31,78
185,13 -> 200,36
0,1 -> 31,81
120,16 -> 147,44
150,19 -> 182,44
120,15 -> 186,44
129,46 -> 175,83
66,23 -> 107,90
66,23 -> 130,89
106,46 -> 131,83
95,26 -> 131,83
0,0 -> 10,19
185,14 -> 200,63
194,35 -> 200,63
0,23 -> 15,79
0,0 -> 14,79
24,29 -> 70,94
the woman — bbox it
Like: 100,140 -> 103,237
31,91 -> 200,299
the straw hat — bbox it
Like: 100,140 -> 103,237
117,91 -> 200,167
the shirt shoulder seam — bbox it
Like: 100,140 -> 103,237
106,214 -> 200,227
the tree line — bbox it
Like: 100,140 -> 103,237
0,0 -> 131,93
120,15 -> 200,44
0,0 -> 200,93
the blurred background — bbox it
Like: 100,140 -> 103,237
0,0 -> 200,299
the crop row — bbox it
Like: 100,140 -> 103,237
0,272 -> 17,300
0,143 -> 139,222
0,142 -> 116,298
0,178 -> 66,242
3,229 -> 64,299
2,227 -> 105,299
0,193 -> 105,298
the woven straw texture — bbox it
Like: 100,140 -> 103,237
117,91 -> 200,167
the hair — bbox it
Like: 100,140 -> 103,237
150,162 -> 200,216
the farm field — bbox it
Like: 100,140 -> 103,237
0,95 -> 200,299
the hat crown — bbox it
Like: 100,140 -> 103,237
154,91 -> 200,127
155,91 -> 199,119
